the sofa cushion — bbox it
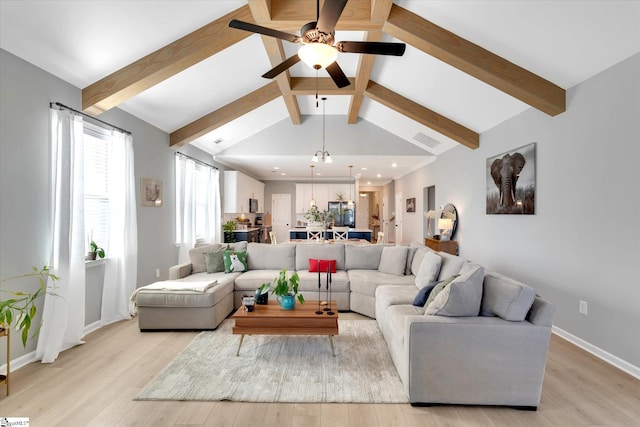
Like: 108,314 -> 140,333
437,252 -> 465,281
135,272 -> 236,308
233,269 -> 284,291
296,270 -> 350,293
296,244 -> 345,271
349,270 -> 415,297
376,285 -> 421,312
424,275 -> 458,307
247,242 -> 295,270
309,259 -> 337,273
415,251 -> 442,289
378,246 -> 409,276
345,244 -> 388,270
481,272 -> 537,321
410,247 -> 435,276
405,244 -> 420,275
223,250 -> 248,273
204,246 -> 226,273
189,243 -> 225,274
426,264 -> 485,316
412,281 -> 438,306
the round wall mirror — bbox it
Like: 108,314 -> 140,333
440,204 -> 458,240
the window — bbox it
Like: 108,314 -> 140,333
83,123 -> 111,254
175,154 -> 221,256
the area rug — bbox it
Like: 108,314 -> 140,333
135,319 -> 408,403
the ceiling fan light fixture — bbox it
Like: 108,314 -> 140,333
298,43 -> 338,70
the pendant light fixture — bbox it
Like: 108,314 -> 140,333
310,165 -> 316,207
311,97 -> 333,163
347,165 -> 354,209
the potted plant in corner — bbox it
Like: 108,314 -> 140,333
260,269 -> 304,310
0,265 -> 59,347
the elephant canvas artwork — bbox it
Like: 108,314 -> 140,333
486,143 -> 536,214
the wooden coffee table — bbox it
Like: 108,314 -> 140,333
232,300 -> 339,356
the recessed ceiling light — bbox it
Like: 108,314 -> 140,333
317,172 -> 321,176
361,167 -> 367,170
376,174 -> 382,178
274,166 -> 279,170
391,163 -> 397,167
367,181 -> 371,185
281,172 -> 286,176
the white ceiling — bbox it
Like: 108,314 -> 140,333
2,1 -> 639,185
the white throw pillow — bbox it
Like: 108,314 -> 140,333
415,251 -> 442,289
378,246 -> 409,276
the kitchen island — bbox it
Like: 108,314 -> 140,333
289,228 -> 372,242
225,225 -> 272,243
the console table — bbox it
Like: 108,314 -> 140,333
425,238 -> 458,255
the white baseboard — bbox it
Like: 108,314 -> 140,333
0,350 -> 36,374
84,320 -> 102,336
1,321 -> 103,375
553,326 -> 640,379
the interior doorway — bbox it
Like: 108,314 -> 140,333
423,185 -> 435,238
271,194 -> 291,243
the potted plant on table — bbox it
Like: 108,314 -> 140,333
259,269 -> 304,310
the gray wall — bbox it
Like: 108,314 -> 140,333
394,52 -> 640,368
0,49 -> 204,359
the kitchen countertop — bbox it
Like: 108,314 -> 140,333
233,225 -> 271,232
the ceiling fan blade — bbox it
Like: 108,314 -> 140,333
262,55 -> 302,79
337,41 -> 407,56
325,62 -> 350,88
316,0 -> 348,34
229,19 -> 299,43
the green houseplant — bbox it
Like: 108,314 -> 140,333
87,240 -> 105,261
259,269 -> 304,310
0,265 -> 59,346
223,220 -> 236,243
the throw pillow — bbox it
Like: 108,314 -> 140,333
437,252 -> 465,281
412,280 -> 439,306
414,251 -> 442,289
378,246 -> 409,276
223,250 -> 248,273
309,259 -> 337,273
204,246 -> 226,273
425,265 -> 485,317
189,243 -> 224,274
424,275 -> 458,308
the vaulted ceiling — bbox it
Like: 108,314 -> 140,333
2,1 -> 639,185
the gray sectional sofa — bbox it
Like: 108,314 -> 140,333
133,240 -> 554,408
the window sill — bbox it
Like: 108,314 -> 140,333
85,258 -> 108,268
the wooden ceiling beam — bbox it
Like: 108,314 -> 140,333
289,77 -> 356,95
348,0 -> 394,124
260,0 -> 378,31
384,4 -> 565,116
82,5 -> 254,115
250,0 -> 301,124
365,81 -> 479,149
170,82 -> 281,148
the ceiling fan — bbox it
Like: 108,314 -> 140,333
229,0 -> 406,88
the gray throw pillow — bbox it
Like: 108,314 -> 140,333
424,275 -> 458,308
426,265 -> 485,317
378,246 -> 409,276
437,252 -> 465,281
415,251 -> 442,289
204,246 -> 226,273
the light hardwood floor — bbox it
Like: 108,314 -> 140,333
1,313 -> 639,427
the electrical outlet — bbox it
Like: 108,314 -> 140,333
155,268 -> 160,279
579,300 -> 588,315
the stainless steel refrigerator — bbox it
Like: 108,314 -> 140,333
328,201 -> 355,228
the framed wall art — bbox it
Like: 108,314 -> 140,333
406,197 -> 416,213
141,177 -> 163,207
486,142 -> 536,215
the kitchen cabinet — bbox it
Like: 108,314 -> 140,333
295,183 -> 354,213
224,171 -> 265,213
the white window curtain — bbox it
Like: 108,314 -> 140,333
175,155 -> 221,263
36,109 -> 86,363
102,130 -> 138,321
